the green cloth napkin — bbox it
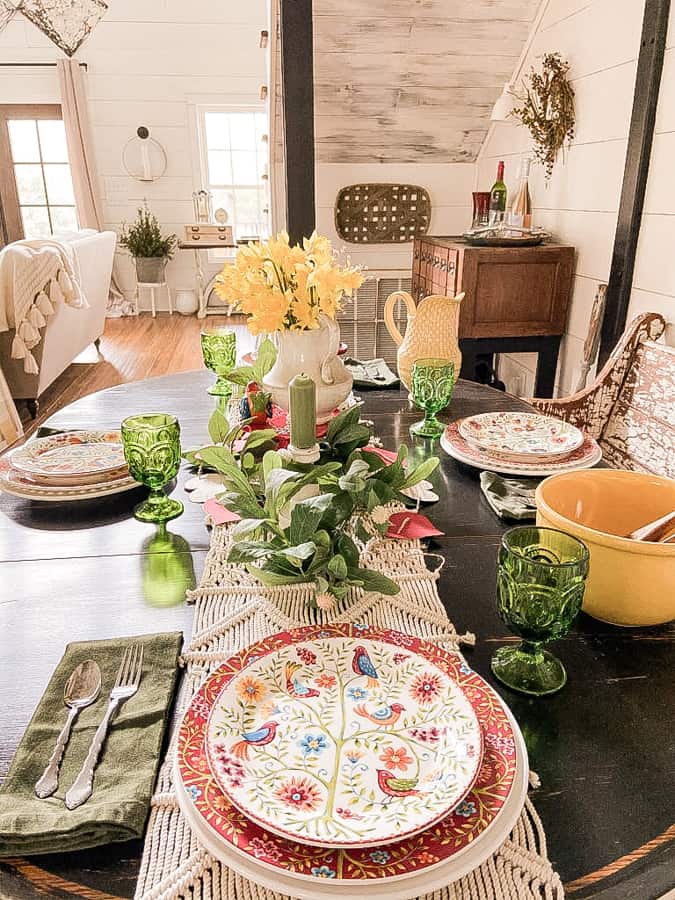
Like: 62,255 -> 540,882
480,471 -> 539,521
0,631 -> 182,856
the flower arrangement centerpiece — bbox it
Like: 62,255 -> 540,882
215,231 -> 364,421
186,403 -> 440,609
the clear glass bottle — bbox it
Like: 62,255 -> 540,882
509,158 -> 532,229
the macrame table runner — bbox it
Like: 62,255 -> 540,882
136,522 -> 563,900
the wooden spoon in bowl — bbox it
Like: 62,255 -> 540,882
626,511 -> 675,542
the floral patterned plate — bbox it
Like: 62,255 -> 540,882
175,624 -> 525,891
0,460 -> 140,501
458,412 -> 584,460
203,628 -> 483,848
441,423 -> 602,477
9,431 -> 127,484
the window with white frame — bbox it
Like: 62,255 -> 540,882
199,108 -> 269,242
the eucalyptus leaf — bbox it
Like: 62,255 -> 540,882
350,568 -> 400,595
226,366 -> 256,387
326,404 -> 361,443
228,541 -> 279,564
338,459 -> 370,492
277,542 -> 317,567
208,408 -> 230,444
242,429 -> 277,452
197,445 -> 238,474
328,554 -> 348,579
400,456 -> 440,490
247,565 -> 308,586
289,493 -> 333,545
333,424 -> 370,446
253,337 -> 277,384
337,533 -> 360,569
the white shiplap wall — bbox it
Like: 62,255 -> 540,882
476,0 -> 645,397
0,0 -> 268,308
629,4 -> 675,344
312,0 -> 540,275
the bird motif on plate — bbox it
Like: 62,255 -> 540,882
285,662 -> 320,699
352,645 -> 379,687
231,721 -> 279,759
354,702 -> 405,727
377,769 -> 420,800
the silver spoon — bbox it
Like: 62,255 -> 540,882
35,660 -> 101,799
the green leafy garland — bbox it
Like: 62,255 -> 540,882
186,404 -> 439,607
511,52 -> 575,181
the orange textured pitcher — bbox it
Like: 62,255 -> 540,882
384,291 -> 464,391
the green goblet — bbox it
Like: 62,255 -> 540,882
201,328 -> 236,396
492,526 -> 589,696
410,357 -> 455,438
121,413 -> 184,523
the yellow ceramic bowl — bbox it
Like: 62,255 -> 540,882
535,470 -> 675,626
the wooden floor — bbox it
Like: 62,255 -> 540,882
18,313 -> 253,440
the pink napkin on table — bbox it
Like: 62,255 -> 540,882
363,446 -> 406,466
204,498 -> 241,526
386,511 -> 443,539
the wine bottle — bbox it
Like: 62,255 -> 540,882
489,161 -> 507,224
510,158 -> 532,228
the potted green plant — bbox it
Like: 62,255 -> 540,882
119,206 -> 177,283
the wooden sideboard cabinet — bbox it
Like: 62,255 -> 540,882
411,237 -> 575,396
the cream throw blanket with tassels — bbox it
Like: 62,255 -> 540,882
0,239 -> 87,375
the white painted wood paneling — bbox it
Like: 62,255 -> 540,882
0,0 -> 269,310
480,0 -> 647,395
313,0 -> 539,164
315,162 -> 474,272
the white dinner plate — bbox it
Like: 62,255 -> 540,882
174,702 -> 528,899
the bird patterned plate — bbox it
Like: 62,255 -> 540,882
176,623 -> 522,886
201,625 -> 483,848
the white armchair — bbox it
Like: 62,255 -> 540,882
0,230 -> 116,414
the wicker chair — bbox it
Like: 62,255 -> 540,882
529,313 -> 674,477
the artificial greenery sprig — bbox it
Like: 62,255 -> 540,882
511,52 -> 575,180
185,397 -> 440,606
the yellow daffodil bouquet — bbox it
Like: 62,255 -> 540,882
214,231 -> 363,335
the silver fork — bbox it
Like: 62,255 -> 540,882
65,645 -> 144,810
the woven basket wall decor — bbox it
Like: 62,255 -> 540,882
335,183 -> 431,244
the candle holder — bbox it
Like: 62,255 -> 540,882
288,372 -> 320,463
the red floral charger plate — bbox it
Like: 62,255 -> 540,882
176,624 -> 518,884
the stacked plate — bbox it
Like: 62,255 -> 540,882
441,411 -> 602,476
174,623 -> 528,899
0,430 -> 139,501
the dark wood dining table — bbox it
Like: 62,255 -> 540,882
0,371 -> 673,900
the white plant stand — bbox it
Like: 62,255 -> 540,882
134,282 -> 172,317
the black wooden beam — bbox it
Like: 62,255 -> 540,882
280,0 -> 316,244
598,0 -> 670,366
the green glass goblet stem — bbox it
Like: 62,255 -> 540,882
491,526 -> 589,696
201,328 -> 236,396
409,358 -> 455,438
121,413 -> 184,523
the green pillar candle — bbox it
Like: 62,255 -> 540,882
289,372 -> 317,450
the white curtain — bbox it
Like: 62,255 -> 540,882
56,59 -> 130,315
269,0 -> 287,234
